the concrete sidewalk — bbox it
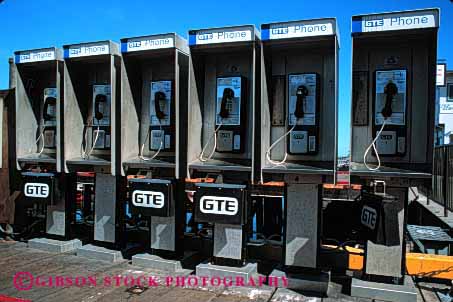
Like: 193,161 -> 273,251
0,241 -> 446,302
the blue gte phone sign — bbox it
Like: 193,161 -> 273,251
262,19 -> 335,40
65,43 -> 110,58
122,36 -> 175,52
15,49 -> 56,64
189,27 -> 253,45
353,9 -> 438,33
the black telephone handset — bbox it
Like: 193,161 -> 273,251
94,94 -> 107,122
154,91 -> 167,121
294,85 -> 309,119
43,96 -> 56,121
381,82 -> 398,119
219,88 -> 234,119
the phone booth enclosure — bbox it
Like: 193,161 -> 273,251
260,19 -> 339,180
12,48 -> 63,171
63,41 -> 120,175
120,33 -> 189,178
187,25 -> 261,177
350,9 -> 439,174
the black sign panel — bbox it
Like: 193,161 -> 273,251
22,172 -> 55,205
194,183 -> 247,225
128,178 -> 172,217
360,191 -> 400,246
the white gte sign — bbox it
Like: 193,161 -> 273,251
132,190 -> 164,208
200,196 -> 238,215
24,183 -> 49,198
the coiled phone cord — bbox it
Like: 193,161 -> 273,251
265,120 -> 298,166
81,124 -> 100,160
198,122 -> 222,162
363,119 -> 387,171
36,125 -> 46,155
139,122 -> 164,161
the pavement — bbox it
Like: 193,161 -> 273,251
0,241 -> 449,302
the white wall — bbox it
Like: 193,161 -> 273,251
438,73 -> 453,144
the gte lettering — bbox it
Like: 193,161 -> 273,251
24,183 -> 49,198
128,41 -> 141,48
200,196 -> 238,215
365,19 -> 384,27
271,27 -> 288,35
132,190 -> 164,208
198,33 -> 213,41
128,38 -> 171,49
19,54 -> 31,61
361,206 -> 377,230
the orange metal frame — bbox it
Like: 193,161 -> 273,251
326,245 -> 453,280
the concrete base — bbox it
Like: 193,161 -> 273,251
351,276 -> 417,302
196,262 -> 258,280
132,253 -> 193,275
269,269 -> 329,294
28,238 -> 82,253
76,244 -> 123,263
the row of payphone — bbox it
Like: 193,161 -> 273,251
8,10 -> 438,296
36,82 -> 175,153
13,8 -> 439,179
33,71 -> 407,159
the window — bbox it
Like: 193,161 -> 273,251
448,83 -> 453,102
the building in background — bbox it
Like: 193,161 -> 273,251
436,61 -> 453,145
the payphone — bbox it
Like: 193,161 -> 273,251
120,33 -> 188,169
187,25 -> 260,276
287,74 -> 319,154
188,25 -> 259,173
63,40 -> 123,252
363,70 -> 407,170
11,47 -> 70,239
120,33 -> 189,266
41,88 -> 57,150
199,76 -> 246,159
214,77 -> 245,153
349,9 -> 439,301
261,22 -> 337,173
63,40 -> 119,170
13,47 -> 63,167
147,80 -> 172,157
266,73 -> 320,164
82,84 -> 111,157
259,18 -> 338,291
